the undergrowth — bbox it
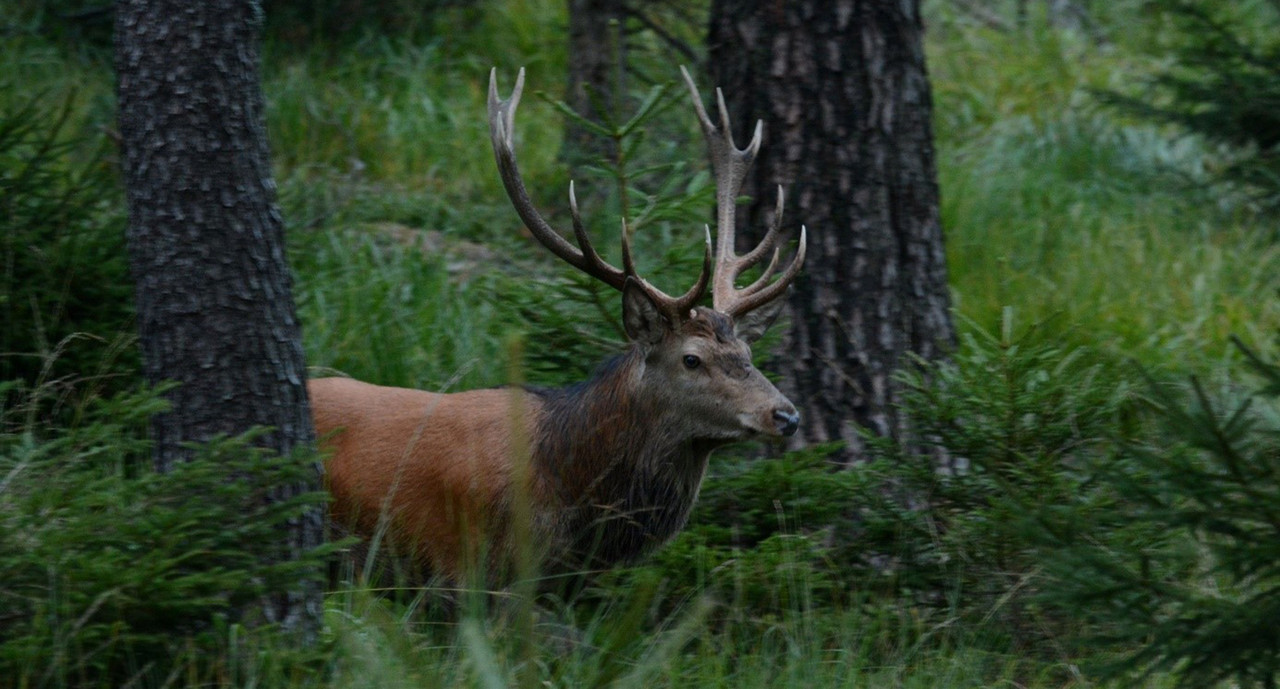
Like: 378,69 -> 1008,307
0,382 -> 333,688
1,0 -> 1278,686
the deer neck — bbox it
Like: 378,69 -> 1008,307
530,348 -> 714,566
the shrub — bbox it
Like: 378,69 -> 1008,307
0,92 -> 136,405
850,314 -> 1138,649
1039,335 -> 1280,688
613,313 -> 1138,646
0,382 -> 333,687
1095,0 -> 1280,217
642,445 -> 861,617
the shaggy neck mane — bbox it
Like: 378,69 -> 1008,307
530,347 -> 716,569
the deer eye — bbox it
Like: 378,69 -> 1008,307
682,354 -> 701,370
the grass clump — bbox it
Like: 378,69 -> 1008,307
292,225 -> 511,391
932,24 -> 1280,374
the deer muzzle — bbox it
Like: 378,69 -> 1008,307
772,407 -> 800,437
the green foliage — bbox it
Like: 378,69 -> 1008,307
0,383 -> 334,687
856,314 -> 1136,644
292,226 -> 512,391
934,27 -> 1280,372
0,0 -> 114,52
0,90 -> 136,403
1,0 -> 481,53
324,583 -> 1042,689
263,0 -> 567,217
1095,0 -> 1280,216
638,314 -> 1138,648
1040,336 -> 1280,688
640,445 -> 860,616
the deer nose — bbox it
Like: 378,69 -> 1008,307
773,409 -> 800,437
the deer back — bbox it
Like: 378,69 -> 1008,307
311,377 -> 551,581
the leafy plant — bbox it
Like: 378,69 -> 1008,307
1041,335 -> 1280,688
0,382 -> 334,687
851,311 -> 1138,650
636,444 -> 859,616
1095,0 -> 1280,217
0,91 -> 136,404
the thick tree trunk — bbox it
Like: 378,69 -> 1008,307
115,0 -> 322,639
708,0 -> 955,464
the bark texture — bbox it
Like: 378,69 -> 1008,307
707,0 -> 955,463
115,0 -> 322,639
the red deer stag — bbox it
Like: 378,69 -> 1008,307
310,67 -> 807,584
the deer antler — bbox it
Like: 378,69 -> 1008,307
488,68 -> 711,323
679,66 -> 806,320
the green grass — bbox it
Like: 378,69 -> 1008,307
931,23 -> 1279,373
2,1 -> 1278,686
292,227 -> 511,390
316,585 -> 1090,689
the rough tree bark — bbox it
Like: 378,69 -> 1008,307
115,0 -> 322,639
707,0 -> 955,464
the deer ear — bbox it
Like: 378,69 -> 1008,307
622,277 -> 671,345
733,295 -> 787,344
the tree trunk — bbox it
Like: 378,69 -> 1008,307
707,0 -> 955,464
115,0 -> 322,640
564,0 -> 628,170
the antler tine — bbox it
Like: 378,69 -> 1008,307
670,226 -> 713,316
619,218 -> 638,278
740,246 -> 781,297
732,185 -> 786,273
489,68 -> 627,290
727,189 -> 805,310
728,226 -> 807,317
567,181 -> 624,281
618,220 -> 713,322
